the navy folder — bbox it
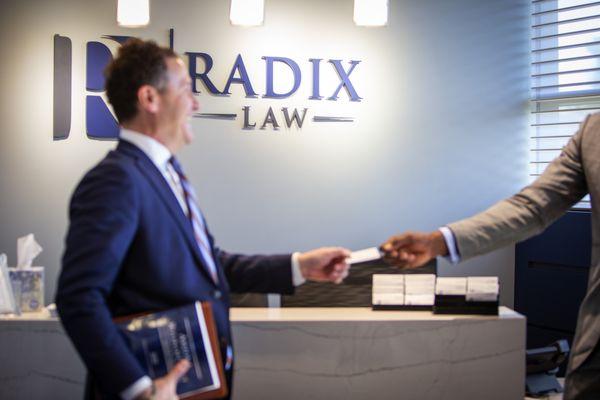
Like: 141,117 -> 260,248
115,302 -> 228,399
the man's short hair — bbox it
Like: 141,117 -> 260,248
105,38 -> 177,123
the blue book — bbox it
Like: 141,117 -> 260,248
116,302 -> 228,399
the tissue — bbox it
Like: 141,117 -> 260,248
17,234 -> 43,268
9,234 -> 44,312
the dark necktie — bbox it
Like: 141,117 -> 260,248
169,157 -> 218,283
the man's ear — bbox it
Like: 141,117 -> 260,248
137,85 -> 160,114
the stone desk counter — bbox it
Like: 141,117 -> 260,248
0,307 -> 525,399
231,307 -> 525,400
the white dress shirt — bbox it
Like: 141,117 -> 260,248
118,129 -> 304,400
439,226 -> 461,264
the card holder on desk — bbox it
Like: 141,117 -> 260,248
433,295 -> 499,315
433,277 -> 499,315
115,301 -> 228,400
371,274 -> 436,311
372,304 -> 433,311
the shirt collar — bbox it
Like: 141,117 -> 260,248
119,128 -> 172,172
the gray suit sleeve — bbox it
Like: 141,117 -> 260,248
447,115 -> 591,261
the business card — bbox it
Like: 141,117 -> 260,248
348,247 -> 382,264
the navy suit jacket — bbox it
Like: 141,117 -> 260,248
56,140 -> 294,398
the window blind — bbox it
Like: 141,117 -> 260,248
531,0 -> 598,209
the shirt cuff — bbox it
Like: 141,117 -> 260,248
439,227 -> 461,265
121,376 -> 152,400
291,252 -> 306,286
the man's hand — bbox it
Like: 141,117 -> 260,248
298,247 -> 351,284
380,231 -> 448,269
137,359 -> 190,400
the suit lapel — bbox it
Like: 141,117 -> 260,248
117,141 -> 219,287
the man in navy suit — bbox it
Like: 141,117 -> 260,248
56,39 -> 350,400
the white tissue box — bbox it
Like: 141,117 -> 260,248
8,267 -> 44,312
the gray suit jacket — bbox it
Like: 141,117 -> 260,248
447,113 -> 600,374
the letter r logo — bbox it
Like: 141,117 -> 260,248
53,34 -> 131,141
86,36 -> 132,140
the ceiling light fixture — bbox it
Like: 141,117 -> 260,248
117,0 -> 150,28
354,0 -> 388,27
230,0 -> 265,26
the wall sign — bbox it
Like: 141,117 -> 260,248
53,29 -> 363,141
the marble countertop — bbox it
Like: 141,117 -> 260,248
0,306 -> 526,400
0,310 -> 55,321
230,306 -> 521,321
0,306 -> 522,323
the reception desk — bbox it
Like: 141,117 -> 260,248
0,307 -> 525,399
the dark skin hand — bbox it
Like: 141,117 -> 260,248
379,230 -> 449,269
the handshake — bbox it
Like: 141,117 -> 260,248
298,230 -> 449,284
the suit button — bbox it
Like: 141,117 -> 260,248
213,290 -> 222,299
